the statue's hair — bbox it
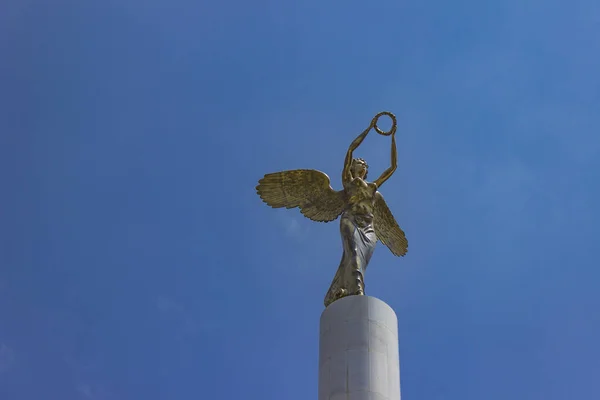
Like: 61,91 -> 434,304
351,158 -> 369,179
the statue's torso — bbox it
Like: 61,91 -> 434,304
344,178 -> 377,218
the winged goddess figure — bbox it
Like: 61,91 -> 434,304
256,111 -> 408,307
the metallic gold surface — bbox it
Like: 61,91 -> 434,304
256,112 -> 408,307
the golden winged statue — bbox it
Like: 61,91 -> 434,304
256,111 -> 408,307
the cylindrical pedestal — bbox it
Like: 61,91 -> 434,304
318,295 -> 400,400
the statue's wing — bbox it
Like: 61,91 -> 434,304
373,192 -> 408,256
256,169 -> 345,222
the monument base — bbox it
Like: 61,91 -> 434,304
318,295 -> 400,400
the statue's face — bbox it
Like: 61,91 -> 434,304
352,160 -> 367,179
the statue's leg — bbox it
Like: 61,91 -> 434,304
345,240 -> 368,297
352,224 -> 376,296
324,215 -> 357,306
352,261 -> 365,296
324,263 -> 346,307
345,233 -> 365,296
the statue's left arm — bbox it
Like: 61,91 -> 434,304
342,125 -> 372,184
373,133 -> 397,188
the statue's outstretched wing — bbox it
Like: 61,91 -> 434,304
373,192 -> 408,256
256,169 -> 345,222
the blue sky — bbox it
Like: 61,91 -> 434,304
1,0 -> 600,399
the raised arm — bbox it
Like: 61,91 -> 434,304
342,124 -> 372,183
373,132 -> 397,188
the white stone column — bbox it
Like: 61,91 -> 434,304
318,295 -> 401,400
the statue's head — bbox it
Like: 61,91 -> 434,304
351,158 -> 368,179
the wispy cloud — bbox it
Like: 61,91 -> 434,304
157,296 -> 217,338
76,382 -> 117,400
0,343 -> 14,374
275,212 -> 310,241
285,216 -> 301,236
77,384 -> 94,399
